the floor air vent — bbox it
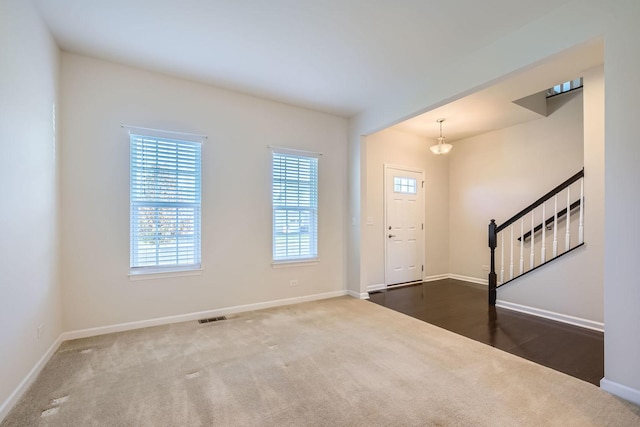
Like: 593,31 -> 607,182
198,316 -> 227,324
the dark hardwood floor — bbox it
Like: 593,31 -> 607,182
368,279 -> 604,386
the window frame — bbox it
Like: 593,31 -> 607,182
128,127 -> 203,276
271,147 -> 320,264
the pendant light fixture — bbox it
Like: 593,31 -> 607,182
430,118 -> 453,155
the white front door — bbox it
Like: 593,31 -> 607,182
384,167 -> 424,286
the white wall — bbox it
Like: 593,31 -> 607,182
60,53 -> 348,331
361,129 -> 449,288
603,0 -> 640,398
347,127 -> 363,297
448,92 -> 583,280
497,68 -> 605,324
0,0 -> 61,417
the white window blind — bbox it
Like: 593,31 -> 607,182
130,133 -> 202,273
272,150 -> 318,262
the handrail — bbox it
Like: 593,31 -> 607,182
496,169 -> 584,233
518,199 -> 582,241
488,168 -> 585,306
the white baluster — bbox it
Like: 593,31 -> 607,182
553,195 -> 558,257
565,187 -> 571,251
520,217 -> 524,275
500,232 -> 504,284
530,210 -> 535,270
509,225 -> 514,280
578,178 -> 584,244
541,201 -> 546,263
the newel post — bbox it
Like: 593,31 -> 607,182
488,219 -> 497,306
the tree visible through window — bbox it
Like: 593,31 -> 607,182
130,132 -> 202,273
272,149 -> 318,262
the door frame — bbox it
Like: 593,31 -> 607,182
383,164 -> 425,286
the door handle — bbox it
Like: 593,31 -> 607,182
388,234 -> 396,238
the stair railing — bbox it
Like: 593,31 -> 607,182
488,169 -> 584,305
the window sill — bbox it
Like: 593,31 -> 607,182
272,259 -> 319,268
129,267 -> 203,281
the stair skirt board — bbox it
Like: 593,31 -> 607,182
496,300 -> 604,332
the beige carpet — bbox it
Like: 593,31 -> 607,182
2,297 -> 639,426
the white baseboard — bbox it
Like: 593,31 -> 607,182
62,290 -> 348,341
366,283 -> 386,292
601,378 -> 640,406
366,274 -> 484,289
423,274 -> 449,282
423,273 -> 488,286
347,290 -> 370,299
496,300 -> 604,332
0,335 -> 62,423
448,274 -> 488,286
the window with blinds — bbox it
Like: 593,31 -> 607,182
130,132 -> 202,273
272,150 -> 318,262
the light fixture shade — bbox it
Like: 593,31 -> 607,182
429,142 -> 453,155
431,119 -> 453,155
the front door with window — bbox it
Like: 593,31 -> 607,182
384,167 -> 424,286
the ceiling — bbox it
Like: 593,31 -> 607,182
34,0 -> 576,119
391,39 -> 604,141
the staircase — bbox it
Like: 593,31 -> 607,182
488,169 -> 585,305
